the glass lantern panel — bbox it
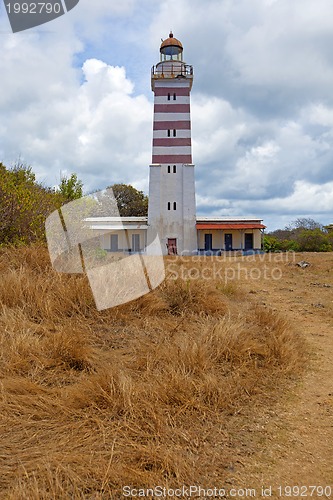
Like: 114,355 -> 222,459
164,45 -> 181,56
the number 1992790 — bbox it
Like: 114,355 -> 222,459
6,3 -> 62,14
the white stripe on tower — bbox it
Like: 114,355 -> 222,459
153,113 -> 191,121
152,81 -> 192,164
153,129 -> 190,139
154,96 -> 190,105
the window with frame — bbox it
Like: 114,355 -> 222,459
167,129 -> 171,137
173,129 -> 176,137
132,234 -> 140,252
173,202 -> 177,210
110,234 -> 118,252
167,165 -> 171,173
173,93 -> 176,100
173,165 -> 176,173
167,202 -> 171,210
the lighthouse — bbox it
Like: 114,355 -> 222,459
85,33 -> 266,259
148,32 -> 197,256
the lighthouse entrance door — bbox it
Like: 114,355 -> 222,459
167,238 -> 177,255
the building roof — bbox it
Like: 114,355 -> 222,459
196,216 -> 264,222
85,216 -> 265,231
196,223 -> 266,230
85,216 -> 148,231
86,216 -> 264,223
85,217 -> 147,223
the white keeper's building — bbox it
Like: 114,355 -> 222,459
87,33 -> 265,256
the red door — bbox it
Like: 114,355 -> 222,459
167,238 -> 177,255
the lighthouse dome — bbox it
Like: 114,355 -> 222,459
160,32 -> 183,60
160,32 -> 183,52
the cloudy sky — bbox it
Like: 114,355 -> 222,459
1,0 -> 333,230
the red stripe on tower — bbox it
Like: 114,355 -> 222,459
153,121 -> 191,131
154,87 -> 190,97
152,154 -> 192,163
154,104 -> 190,113
153,138 -> 191,147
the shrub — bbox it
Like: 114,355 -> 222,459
296,228 -> 332,252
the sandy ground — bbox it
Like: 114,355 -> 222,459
227,252 -> 333,498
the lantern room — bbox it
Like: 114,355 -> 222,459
152,32 -> 193,90
160,32 -> 183,62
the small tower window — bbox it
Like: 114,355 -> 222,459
173,93 -> 176,100
167,129 -> 171,137
173,165 -> 176,173
167,165 -> 171,173
173,129 -> 176,137
173,202 -> 177,210
167,202 -> 171,210
167,93 -> 171,101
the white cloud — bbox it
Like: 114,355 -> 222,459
0,29 -> 152,189
304,103 -> 333,128
240,180 -> 333,214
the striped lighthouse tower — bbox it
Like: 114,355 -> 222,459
148,32 -> 197,256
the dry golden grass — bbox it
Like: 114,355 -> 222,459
0,245 -> 305,498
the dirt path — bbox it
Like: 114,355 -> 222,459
231,253 -> 333,497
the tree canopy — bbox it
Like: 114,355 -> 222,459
106,183 -> 148,217
0,163 -> 83,246
58,173 -> 83,203
87,184 -> 148,218
94,184 -> 148,217
264,217 -> 333,252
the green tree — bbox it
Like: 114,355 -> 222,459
266,218 -> 332,252
296,228 -> 332,252
0,162 -> 62,245
58,173 -> 83,203
263,235 -> 280,252
106,183 -> 148,217
264,235 -> 300,252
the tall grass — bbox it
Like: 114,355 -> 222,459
0,245 -> 305,497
